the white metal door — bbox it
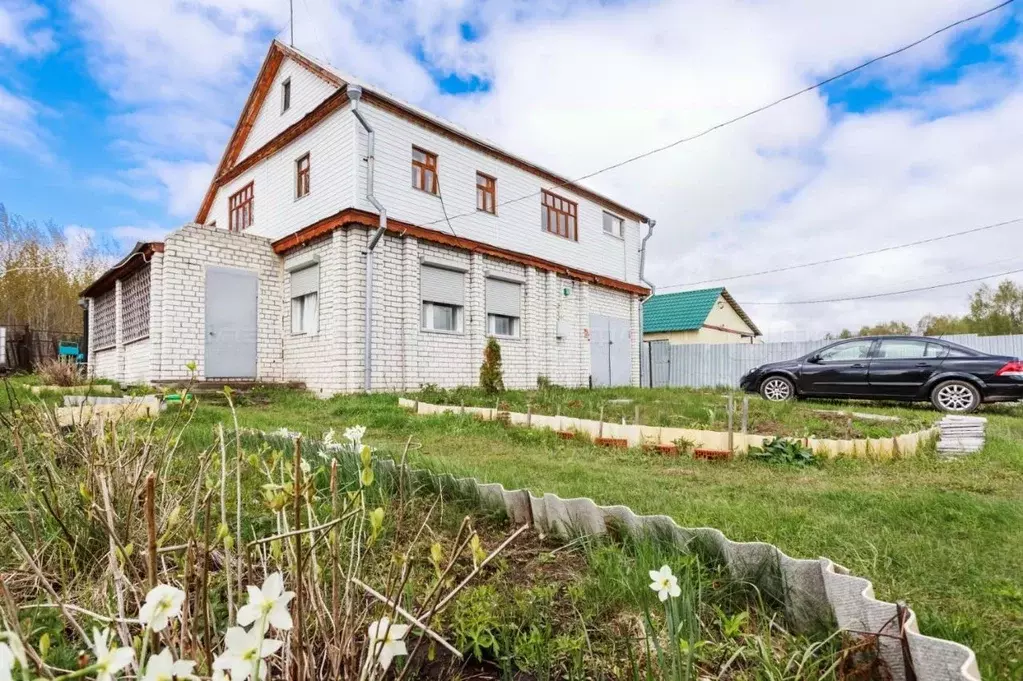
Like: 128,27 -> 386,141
205,267 -> 258,379
590,314 -> 632,387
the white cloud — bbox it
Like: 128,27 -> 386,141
0,85 -> 51,159
70,0 -> 1023,333
0,0 -> 56,57
110,224 -> 172,245
144,160 -> 217,217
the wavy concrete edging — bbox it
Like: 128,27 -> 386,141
263,428 -> 980,681
400,398 -> 941,458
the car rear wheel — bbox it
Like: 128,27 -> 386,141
760,376 -> 795,402
930,380 -> 980,414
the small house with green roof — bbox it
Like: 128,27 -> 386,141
643,287 -> 761,345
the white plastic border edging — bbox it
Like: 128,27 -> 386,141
399,398 -> 941,458
388,399 -> 979,681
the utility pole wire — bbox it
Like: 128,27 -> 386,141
658,216 -> 1023,290
738,266 -> 1023,306
413,0 -> 1016,230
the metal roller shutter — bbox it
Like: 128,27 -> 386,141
486,278 -> 521,317
421,265 -> 465,306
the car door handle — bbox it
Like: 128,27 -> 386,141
915,362 -> 930,367
851,363 -> 866,368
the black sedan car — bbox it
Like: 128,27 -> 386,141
739,336 -> 1023,413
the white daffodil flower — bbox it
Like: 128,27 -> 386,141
237,572 -> 295,631
648,564 -> 681,602
211,670 -> 227,681
142,648 -> 196,681
90,629 -> 135,681
344,425 -> 366,446
3,634 -> 26,670
139,584 -> 186,633
0,642 -> 15,681
213,627 -> 282,681
367,617 -> 409,671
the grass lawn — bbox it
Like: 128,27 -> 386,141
3,378 -> 1022,678
408,384 -> 938,439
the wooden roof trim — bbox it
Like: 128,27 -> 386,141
360,90 -> 647,223
195,43 -> 284,223
273,208 -> 650,296
273,40 -> 345,87
718,289 -> 762,336
81,242 -> 165,298
194,41 -> 346,224
217,87 -> 349,188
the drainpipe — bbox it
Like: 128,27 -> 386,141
348,85 -> 388,392
638,219 -> 656,387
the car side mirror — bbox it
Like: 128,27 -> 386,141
807,354 -> 821,364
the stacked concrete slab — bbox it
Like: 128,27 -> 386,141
936,416 -> 986,457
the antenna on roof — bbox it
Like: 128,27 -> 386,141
289,0 -> 294,46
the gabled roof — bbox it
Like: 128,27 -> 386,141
195,40 -> 648,225
643,287 -> 761,335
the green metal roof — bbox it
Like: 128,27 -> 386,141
643,287 -> 761,335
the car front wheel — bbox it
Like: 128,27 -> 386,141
760,376 -> 795,402
930,380 -> 980,413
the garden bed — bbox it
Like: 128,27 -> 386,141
0,392 -> 898,681
407,385 -> 936,439
402,398 -> 940,458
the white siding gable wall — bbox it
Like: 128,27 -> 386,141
351,102 -> 642,285
206,106 -> 357,241
239,57 -> 338,160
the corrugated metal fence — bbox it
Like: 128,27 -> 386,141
641,334 -> 1023,388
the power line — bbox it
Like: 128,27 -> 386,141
738,266 -> 1023,306
658,216 -> 1023,290
414,0 -> 1015,230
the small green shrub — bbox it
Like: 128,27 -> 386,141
479,337 -> 505,394
451,585 -> 503,660
747,437 -> 819,466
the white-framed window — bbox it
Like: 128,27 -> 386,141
423,302 -> 463,332
488,314 -> 519,337
486,277 -> 522,338
602,211 -> 623,238
290,263 -> 319,335
421,264 -> 465,333
281,78 -> 291,113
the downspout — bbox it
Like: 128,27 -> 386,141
638,219 -> 656,387
348,85 -> 388,392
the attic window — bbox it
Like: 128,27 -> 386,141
281,78 -> 291,113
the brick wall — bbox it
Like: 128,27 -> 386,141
282,235 -> 343,395
158,223 -> 283,382
123,340 -> 151,384
338,228 -> 638,392
86,223 -> 639,391
91,348 -> 117,380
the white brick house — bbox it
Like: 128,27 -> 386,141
82,40 -> 656,395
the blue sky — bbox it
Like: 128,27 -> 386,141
2,0 -> 1022,336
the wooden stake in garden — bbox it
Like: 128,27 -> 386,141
144,472 -> 158,591
727,394 -> 734,453
741,396 -> 749,435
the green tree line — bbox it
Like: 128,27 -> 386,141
829,279 -> 1023,339
1,203 -> 113,333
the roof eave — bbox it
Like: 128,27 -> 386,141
719,289 -> 762,336
81,242 -> 164,298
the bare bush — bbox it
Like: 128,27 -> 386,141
35,357 -> 82,386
